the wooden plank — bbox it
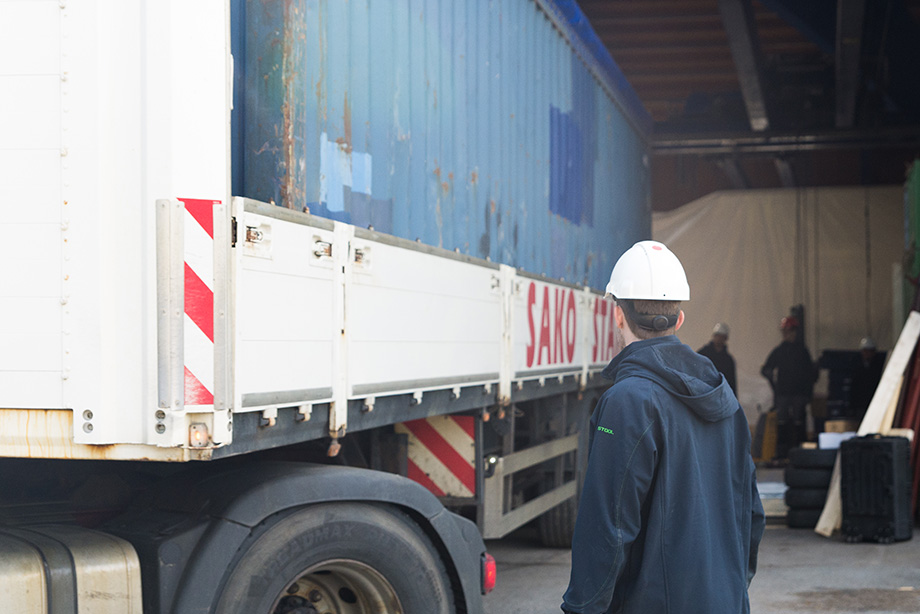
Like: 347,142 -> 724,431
815,311 -> 920,537
881,375 -> 906,436
814,454 -> 843,538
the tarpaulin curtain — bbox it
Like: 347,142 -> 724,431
653,186 -> 903,423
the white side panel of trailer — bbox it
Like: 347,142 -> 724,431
235,210 -> 338,408
511,279 -> 613,380
347,238 -> 503,396
0,1 -> 230,449
0,1 -> 63,408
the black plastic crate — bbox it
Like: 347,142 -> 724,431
840,435 -> 913,543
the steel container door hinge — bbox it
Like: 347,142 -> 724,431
230,217 -> 237,247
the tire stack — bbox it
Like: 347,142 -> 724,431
784,447 -> 837,528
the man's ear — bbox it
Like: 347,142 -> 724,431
614,303 -> 627,329
675,310 -> 685,331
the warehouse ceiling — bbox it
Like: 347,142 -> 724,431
578,0 -> 920,210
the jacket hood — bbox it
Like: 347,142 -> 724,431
602,335 -> 738,422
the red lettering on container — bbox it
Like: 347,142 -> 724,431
537,286 -> 551,365
526,283 -> 536,367
553,289 -> 565,363
528,283 -> 580,368
566,289 -> 577,362
592,298 -> 600,362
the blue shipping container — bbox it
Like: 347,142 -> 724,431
231,0 -> 651,289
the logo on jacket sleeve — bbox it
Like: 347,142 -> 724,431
597,426 -> 614,435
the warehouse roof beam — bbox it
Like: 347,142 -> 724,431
719,0 -> 771,131
835,0 -> 867,128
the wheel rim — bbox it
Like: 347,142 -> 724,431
270,558 -> 403,614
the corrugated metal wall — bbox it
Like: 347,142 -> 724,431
232,0 -> 650,289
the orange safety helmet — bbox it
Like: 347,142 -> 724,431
780,316 -> 800,331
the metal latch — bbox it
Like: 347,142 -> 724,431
246,227 -> 264,243
242,221 -> 272,258
314,240 -> 333,258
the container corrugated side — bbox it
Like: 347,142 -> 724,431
231,0 -> 651,290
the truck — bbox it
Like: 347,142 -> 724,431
0,0 -> 651,612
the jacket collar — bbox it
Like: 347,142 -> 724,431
601,335 -> 680,380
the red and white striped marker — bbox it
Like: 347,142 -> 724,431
179,198 -> 218,407
396,416 -> 476,498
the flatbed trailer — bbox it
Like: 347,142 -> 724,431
0,1 -> 650,612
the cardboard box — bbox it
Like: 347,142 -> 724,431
825,419 -> 860,433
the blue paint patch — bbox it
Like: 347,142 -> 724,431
549,106 -> 593,226
351,154 -> 372,196
307,202 -> 351,225
345,192 -> 393,233
320,132 -> 373,213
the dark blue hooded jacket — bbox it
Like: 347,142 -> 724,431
562,335 -> 765,614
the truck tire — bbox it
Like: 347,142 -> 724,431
538,496 -> 577,548
214,502 -> 455,614
784,467 -> 833,489
788,447 -> 837,469
786,508 -> 822,529
784,488 -> 829,509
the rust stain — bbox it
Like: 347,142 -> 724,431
441,182 -> 449,193
490,199 -> 496,214
280,1 -> 296,209
433,167 -> 441,179
448,172 -> 454,182
471,170 -> 478,185
1,408 -> 198,461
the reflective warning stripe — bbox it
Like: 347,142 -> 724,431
179,198 -> 219,407
407,458 -> 446,497
397,415 -> 476,498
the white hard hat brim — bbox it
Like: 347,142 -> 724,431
605,240 -> 690,301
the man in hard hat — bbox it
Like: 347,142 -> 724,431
561,241 -> 764,614
849,336 -> 884,417
760,316 -> 817,459
698,322 -> 738,396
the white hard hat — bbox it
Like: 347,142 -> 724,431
605,241 -> 690,301
859,336 -> 876,351
713,322 -> 730,337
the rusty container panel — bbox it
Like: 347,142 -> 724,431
233,0 -> 651,289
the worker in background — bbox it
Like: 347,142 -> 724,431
849,336 -> 884,418
562,241 -> 764,614
698,322 -> 738,396
760,316 -> 817,460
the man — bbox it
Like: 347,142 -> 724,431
760,316 -> 817,459
562,241 -> 764,614
849,336 -> 884,417
698,322 -> 737,396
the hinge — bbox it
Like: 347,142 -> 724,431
231,217 -> 237,247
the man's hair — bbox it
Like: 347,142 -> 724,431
619,299 -> 682,339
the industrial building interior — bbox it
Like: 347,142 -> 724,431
577,0 -> 920,211
572,0 -> 920,532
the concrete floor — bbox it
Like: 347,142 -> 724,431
482,468 -> 920,614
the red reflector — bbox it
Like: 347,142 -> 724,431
482,552 -> 497,594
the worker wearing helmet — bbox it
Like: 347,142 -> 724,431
562,241 -> 764,614
698,322 -> 738,396
760,315 -> 818,459
849,336 -> 884,417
